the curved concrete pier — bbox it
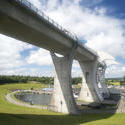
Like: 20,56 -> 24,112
78,60 -> 104,103
50,45 -> 78,114
78,71 -> 94,102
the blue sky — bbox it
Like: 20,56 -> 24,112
98,0 -> 125,18
0,0 -> 125,77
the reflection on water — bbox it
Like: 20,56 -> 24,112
15,92 -> 52,105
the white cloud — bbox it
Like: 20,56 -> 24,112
28,0 -> 42,9
26,48 -> 52,66
44,0 -> 125,77
105,65 -> 125,78
39,0 -> 125,60
97,51 -> 118,65
0,0 -> 125,77
0,67 -> 53,77
0,34 -> 33,71
26,48 -> 82,77
26,48 -> 80,67
72,60 -> 82,77
25,0 -> 125,77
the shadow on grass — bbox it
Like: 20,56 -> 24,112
0,87 -> 122,125
0,112 -> 115,125
0,94 -> 121,125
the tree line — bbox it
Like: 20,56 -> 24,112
1,75 -> 125,85
0,75 -> 82,85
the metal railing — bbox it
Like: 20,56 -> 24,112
14,0 -> 77,40
14,0 -> 97,56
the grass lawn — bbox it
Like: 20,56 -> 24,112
0,83 -> 125,125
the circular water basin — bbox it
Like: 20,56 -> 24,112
15,92 -> 52,105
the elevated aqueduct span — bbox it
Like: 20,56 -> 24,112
0,0 -> 110,114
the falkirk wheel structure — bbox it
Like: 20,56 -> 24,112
0,0 -> 111,114
96,61 -> 110,98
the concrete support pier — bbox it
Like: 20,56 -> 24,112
50,46 -> 78,114
78,60 -> 104,103
78,72 -> 94,102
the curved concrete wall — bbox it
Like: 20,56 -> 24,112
78,75 -> 94,102
78,60 -> 104,103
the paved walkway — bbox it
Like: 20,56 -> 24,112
5,90 -> 121,114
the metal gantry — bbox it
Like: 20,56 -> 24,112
96,61 -> 106,83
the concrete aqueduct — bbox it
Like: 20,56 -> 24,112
0,0 -> 110,114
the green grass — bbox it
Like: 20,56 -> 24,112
0,83 -> 125,125
0,83 -> 56,115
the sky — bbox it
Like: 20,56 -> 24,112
0,0 -> 125,78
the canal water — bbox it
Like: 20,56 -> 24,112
15,92 -> 52,105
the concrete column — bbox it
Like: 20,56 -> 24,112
78,70 -> 94,102
49,46 -> 78,114
78,60 -> 104,103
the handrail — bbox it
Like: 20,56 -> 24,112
14,0 -> 97,56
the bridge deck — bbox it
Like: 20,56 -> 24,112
0,0 -> 97,61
